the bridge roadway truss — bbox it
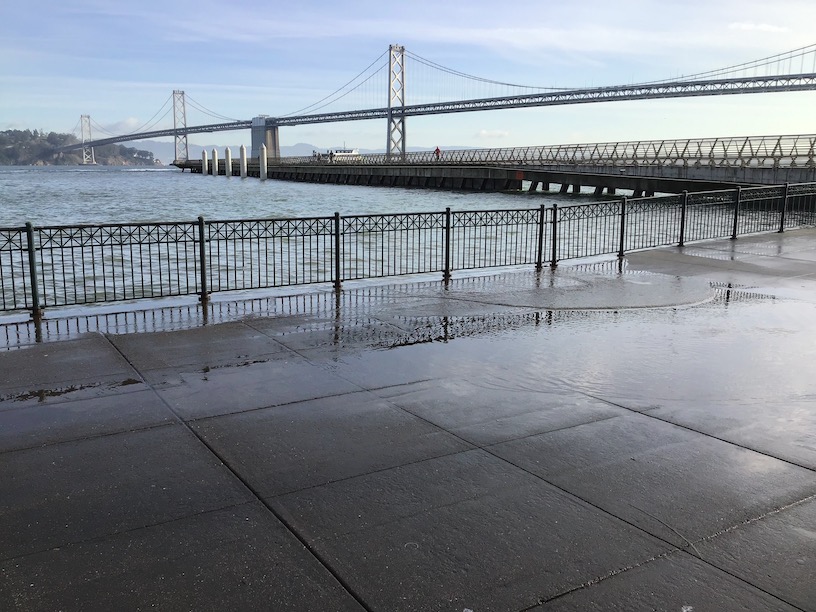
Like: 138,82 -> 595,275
59,73 -> 816,154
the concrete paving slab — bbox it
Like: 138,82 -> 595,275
153,357 -> 364,420
491,413 -> 816,547
0,424 -> 253,560
299,470 -> 669,611
0,502 -> 364,612
373,377 -> 627,446
651,397 -> 816,470
534,551 -> 799,611
1,228 -> 814,609
272,449 -> 535,540
0,334 -> 139,395
106,321 -> 291,371
0,387 -> 174,453
190,391 -> 473,497
696,496 -> 816,611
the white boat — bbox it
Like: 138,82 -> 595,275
331,148 -> 360,159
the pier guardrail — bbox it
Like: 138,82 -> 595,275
280,134 -> 816,168
2,183 -> 815,316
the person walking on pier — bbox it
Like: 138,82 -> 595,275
434,146 -> 441,161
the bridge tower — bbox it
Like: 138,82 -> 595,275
386,44 -> 406,160
173,90 -> 189,162
80,115 -> 95,165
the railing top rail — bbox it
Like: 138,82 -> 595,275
340,210 -> 445,220
267,133 -> 816,168
205,215 -> 336,224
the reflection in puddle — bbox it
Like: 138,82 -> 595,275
2,378 -> 143,404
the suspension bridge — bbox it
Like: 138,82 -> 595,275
59,43 -> 816,192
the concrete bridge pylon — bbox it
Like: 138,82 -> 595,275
251,116 -> 279,159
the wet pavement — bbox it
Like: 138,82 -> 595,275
1,229 -> 815,611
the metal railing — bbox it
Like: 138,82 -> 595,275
2,183 -> 816,316
275,134 -> 816,169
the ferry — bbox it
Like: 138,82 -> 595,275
331,147 -> 360,159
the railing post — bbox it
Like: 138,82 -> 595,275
618,197 -> 627,258
731,186 -> 741,240
197,216 -> 208,304
443,207 -> 452,282
333,212 -> 341,290
778,183 -> 789,233
25,222 -> 41,320
678,190 -> 688,247
550,204 -> 558,269
535,204 -> 546,271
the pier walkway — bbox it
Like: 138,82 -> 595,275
1,230 -> 815,611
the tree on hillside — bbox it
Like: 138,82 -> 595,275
0,129 -> 160,166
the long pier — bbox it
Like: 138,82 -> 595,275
174,135 -> 816,194
174,157 -> 810,195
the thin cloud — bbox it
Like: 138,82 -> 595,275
728,22 -> 788,32
476,129 -> 509,139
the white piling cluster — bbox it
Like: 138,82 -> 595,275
201,146 -> 254,178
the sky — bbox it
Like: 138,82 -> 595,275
2,0 -> 815,152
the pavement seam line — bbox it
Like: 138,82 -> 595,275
0,420 -> 175,456
99,332 -> 376,612
0,500 -> 259,566
184,376 -> 439,425
405,405 -> 812,612
521,544 -> 808,612
372,392 -> 729,604
581,390 -> 816,474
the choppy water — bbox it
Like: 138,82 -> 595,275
0,166 -> 584,227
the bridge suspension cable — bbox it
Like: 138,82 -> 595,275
68,42 -> 816,155
184,94 -> 240,122
281,49 -> 389,117
89,118 -> 119,138
641,43 -> 816,84
404,50 -> 568,92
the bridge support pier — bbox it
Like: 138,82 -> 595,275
251,117 -> 280,159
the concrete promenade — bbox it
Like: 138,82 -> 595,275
1,230 -> 815,611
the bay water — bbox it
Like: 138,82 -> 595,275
0,166 -> 583,228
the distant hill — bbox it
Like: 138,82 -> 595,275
131,140 -> 464,162
0,129 -> 161,166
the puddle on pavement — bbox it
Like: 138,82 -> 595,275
1,378 -> 144,405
